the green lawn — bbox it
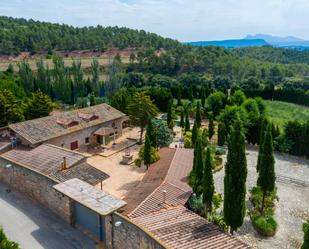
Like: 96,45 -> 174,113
265,100 -> 309,129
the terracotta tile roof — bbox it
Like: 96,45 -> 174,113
127,148 -> 193,218
132,206 -> 250,249
123,148 -> 251,248
120,147 -> 176,215
9,103 -> 126,145
1,144 -> 108,185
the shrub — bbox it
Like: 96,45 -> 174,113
184,131 -> 193,148
210,213 -> 228,232
302,220 -> 309,249
249,186 -> 277,210
138,145 -> 160,164
0,228 -> 19,249
251,214 -> 278,237
134,158 -> 142,167
249,186 -> 278,236
274,134 -> 292,153
188,194 -> 204,214
213,155 -> 223,173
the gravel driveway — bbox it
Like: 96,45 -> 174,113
214,146 -> 309,249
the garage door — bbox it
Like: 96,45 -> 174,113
74,202 -> 105,242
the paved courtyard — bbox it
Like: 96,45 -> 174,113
214,146 -> 309,249
0,183 -> 96,249
87,144 -> 146,199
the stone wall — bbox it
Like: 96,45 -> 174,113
0,158 -> 73,224
46,118 -> 124,150
112,213 -> 166,249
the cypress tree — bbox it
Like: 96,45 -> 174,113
257,117 -> 267,172
195,101 -> 202,128
166,100 -> 173,128
90,93 -> 96,106
201,128 -> 209,149
201,87 -> 206,107
146,119 -> 157,148
144,135 -> 152,170
180,109 -> 184,128
203,147 -> 215,213
217,122 -> 226,146
191,121 -> 199,146
192,135 -> 204,196
185,108 -> 190,132
224,117 -> 247,234
208,115 -> 215,140
257,123 -> 276,214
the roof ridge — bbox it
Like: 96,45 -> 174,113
128,148 -> 179,217
45,144 -> 88,158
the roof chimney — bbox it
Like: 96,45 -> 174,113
162,190 -> 167,205
62,157 -> 67,170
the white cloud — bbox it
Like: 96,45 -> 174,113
0,0 -> 309,41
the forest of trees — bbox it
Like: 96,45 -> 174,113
0,16 -> 179,54
234,46 -> 309,65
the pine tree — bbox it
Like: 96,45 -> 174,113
203,147 -> 215,213
208,115 -> 215,140
257,123 -> 276,214
224,117 -> 247,234
144,135 -> 152,170
195,101 -> 202,128
185,108 -> 190,132
217,122 -> 226,146
26,91 -> 53,119
191,121 -> 199,146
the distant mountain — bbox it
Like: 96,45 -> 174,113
245,34 -> 309,48
245,34 -> 304,43
186,39 -> 268,48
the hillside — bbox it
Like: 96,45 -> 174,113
0,16 -> 179,55
234,46 -> 309,64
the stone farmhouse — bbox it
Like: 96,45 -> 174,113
0,103 -> 251,249
8,103 -> 129,150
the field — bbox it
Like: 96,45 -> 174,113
265,100 -> 309,129
0,56 -> 130,72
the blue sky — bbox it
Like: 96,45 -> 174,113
1,0 -> 309,41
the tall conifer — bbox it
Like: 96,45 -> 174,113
257,123 -> 276,213
144,135 -> 152,170
185,108 -> 190,132
203,147 -> 215,213
195,101 -> 202,128
224,117 -> 247,234
208,115 -> 215,140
